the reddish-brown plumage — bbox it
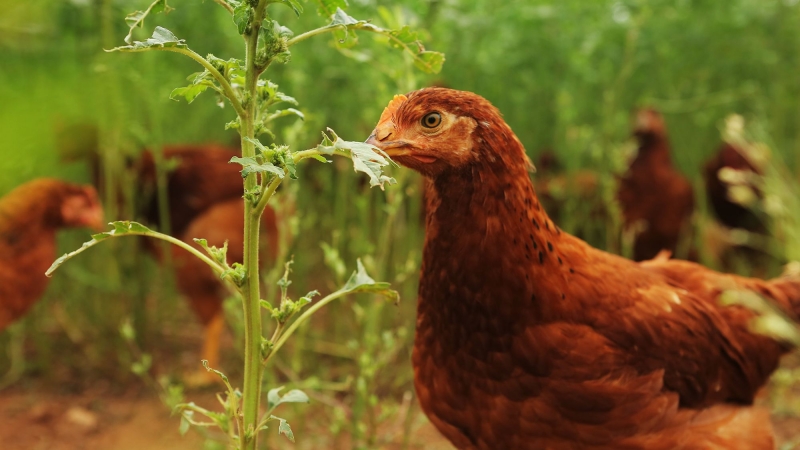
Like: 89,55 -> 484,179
367,88 -> 800,449
0,179 -> 104,329
617,109 -> 695,261
135,144 -> 245,238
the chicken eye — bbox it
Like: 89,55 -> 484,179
421,112 -> 442,128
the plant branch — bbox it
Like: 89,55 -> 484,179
253,172 -> 284,218
212,0 -> 234,14
46,226 -> 230,284
265,288 -> 351,364
126,46 -> 246,118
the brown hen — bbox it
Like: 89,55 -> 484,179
170,198 -> 278,374
366,88 -> 800,450
703,143 -> 763,233
617,108 -> 695,261
135,145 -> 278,379
702,143 -> 772,274
0,179 -> 104,329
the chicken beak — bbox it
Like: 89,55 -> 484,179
366,121 -> 410,157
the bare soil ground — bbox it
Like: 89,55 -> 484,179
0,383 -> 452,450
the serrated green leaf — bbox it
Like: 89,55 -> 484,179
330,7 -> 359,26
413,51 -> 445,74
277,0 -> 303,16
277,418 -> 295,442
274,92 -> 298,105
230,156 -> 285,179
201,360 -> 231,384
233,3 -> 252,35
47,221 -> 155,276
267,387 -> 310,411
340,259 -> 400,303
267,108 -> 305,121
243,136 -> 269,155
170,84 -> 210,104
108,26 -> 187,52
387,26 -> 419,49
315,128 -> 395,189
316,0 -> 347,17
124,0 -> 174,44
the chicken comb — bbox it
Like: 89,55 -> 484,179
378,94 -> 408,125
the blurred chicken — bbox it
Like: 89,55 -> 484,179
171,198 -> 278,375
617,108 -> 695,261
703,143 -> 772,274
135,145 -> 245,240
135,145 -> 279,380
367,88 -> 800,449
0,179 -> 104,329
55,126 -> 283,378
704,142 -> 764,232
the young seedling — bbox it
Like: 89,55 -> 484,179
46,1 -> 442,448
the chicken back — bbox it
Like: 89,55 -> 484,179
366,88 -> 800,449
0,179 -> 103,329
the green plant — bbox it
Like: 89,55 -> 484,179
45,0 -> 442,448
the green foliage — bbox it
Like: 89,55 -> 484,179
111,26 -> 187,51
341,259 -> 399,304
317,128 -> 397,189
124,0 -> 174,44
721,290 -> 800,346
315,0 -> 348,17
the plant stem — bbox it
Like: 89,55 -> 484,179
212,0 -> 234,14
241,2 -> 270,448
265,288 -> 349,364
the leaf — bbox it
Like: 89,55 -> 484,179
275,416 -> 295,442
414,51 -> 445,74
107,26 -> 187,52
278,0 -> 303,17
47,221 -> 155,276
314,129 -> 395,189
721,290 -> 800,346
123,0 -> 174,44
387,26 -> 419,50
341,259 -> 400,304
232,2 -> 252,35
170,84 -> 210,104
201,360 -> 231,384
267,387 -> 310,411
330,7 -> 359,26
179,414 -> 191,436
229,156 -> 285,179
316,0 -> 347,17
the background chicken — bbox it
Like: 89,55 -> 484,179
171,198 -> 278,376
617,108 -> 695,261
367,88 -> 800,449
0,179 -> 104,329
135,145 -> 279,379
704,143 -> 764,233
